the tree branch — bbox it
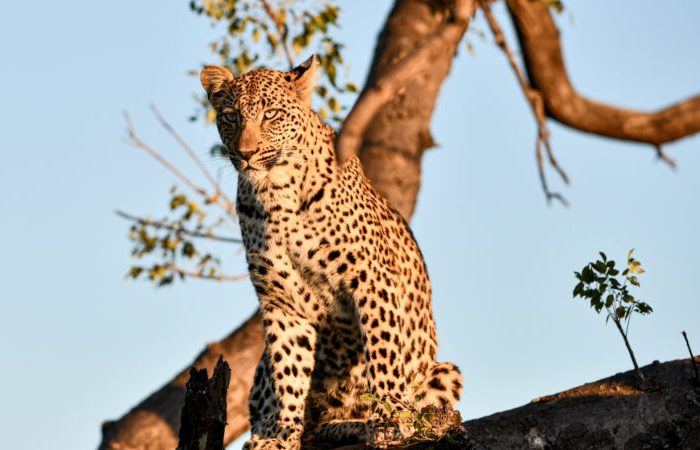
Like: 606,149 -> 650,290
123,112 -> 236,215
116,210 -> 242,244
165,264 -> 248,283
480,0 -> 568,205
508,0 -> 700,153
150,105 -> 235,212
336,0 -> 477,165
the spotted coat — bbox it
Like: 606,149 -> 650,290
200,56 -> 462,449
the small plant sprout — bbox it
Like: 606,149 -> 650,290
573,249 -> 653,381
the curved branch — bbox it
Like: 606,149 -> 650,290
336,0 -> 477,164
507,0 -> 700,147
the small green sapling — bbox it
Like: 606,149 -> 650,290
573,249 -> 653,380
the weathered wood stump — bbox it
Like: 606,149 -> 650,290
177,356 -> 231,450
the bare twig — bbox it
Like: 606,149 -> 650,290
166,264 -> 248,282
681,331 -> 700,384
480,0 -> 569,205
124,112 -> 208,196
123,111 -> 236,215
116,210 -> 242,244
150,104 -> 236,211
260,0 -> 294,69
336,0 -> 477,164
654,144 -> 677,170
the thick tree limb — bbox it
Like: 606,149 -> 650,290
336,0 -> 476,167
508,0 -> 700,149
464,357 -> 700,449
337,358 -> 700,449
356,0 -> 476,219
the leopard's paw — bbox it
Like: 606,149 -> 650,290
243,435 -> 299,450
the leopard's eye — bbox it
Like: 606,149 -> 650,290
220,112 -> 239,124
262,109 -> 281,121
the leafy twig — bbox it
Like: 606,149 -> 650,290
166,264 -> 248,282
116,210 -> 242,244
573,249 -> 653,381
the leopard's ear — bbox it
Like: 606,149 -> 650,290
200,65 -> 233,97
287,55 -> 318,105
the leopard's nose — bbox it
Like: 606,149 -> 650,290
236,148 -> 255,161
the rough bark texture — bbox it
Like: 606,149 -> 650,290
99,310 -> 263,450
98,1 -> 468,448
336,0 -> 475,169
464,357 -> 700,449
337,357 -> 700,450
358,0 -> 474,219
508,0 -> 700,146
177,357 -> 230,450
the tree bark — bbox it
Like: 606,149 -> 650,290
507,0 -> 700,147
463,357 -> 700,449
177,357 -> 230,450
336,357 -> 700,449
358,0 -> 475,219
98,1 -> 472,448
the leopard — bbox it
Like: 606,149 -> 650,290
200,56 -> 462,449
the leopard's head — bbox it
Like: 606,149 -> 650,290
200,56 -> 320,177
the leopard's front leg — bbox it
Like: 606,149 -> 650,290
244,265 -> 317,450
353,269 -> 415,443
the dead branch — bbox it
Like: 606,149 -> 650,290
480,0 -> 568,205
508,0 -> 700,154
176,357 -> 230,450
150,105 -> 236,212
124,112 -> 236,215
335,0 -> 477,164
115,210 -> 242,244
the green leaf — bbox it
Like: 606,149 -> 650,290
599,251 -> 607,262
605,294 -> 614,308
594,261 -> 607,274
328,97 -> 340,113
129,266 -> 144,278
615,306 -> 626,320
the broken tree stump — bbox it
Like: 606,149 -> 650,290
177,356 -> 231,450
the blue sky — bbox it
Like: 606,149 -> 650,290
1,1 -> 699,448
